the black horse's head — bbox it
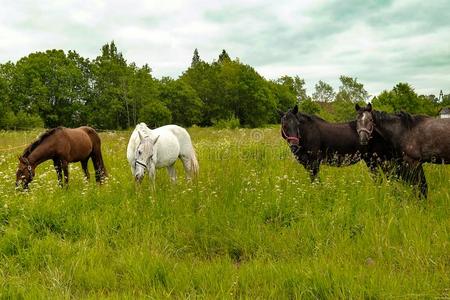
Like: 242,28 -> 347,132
355,103 -> 374,145
16,156 -> 34,190
280,104 -> 312,150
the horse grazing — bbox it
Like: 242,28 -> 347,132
280,105 -> 428,197
16,126 -> 107,189
356,103 -> 450,165
127,123 -> 199,183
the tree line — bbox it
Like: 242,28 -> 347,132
0,41 -> 448,130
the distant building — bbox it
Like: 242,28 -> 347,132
439,107 -> 450,119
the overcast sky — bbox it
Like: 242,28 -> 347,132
1,0 -> 449,96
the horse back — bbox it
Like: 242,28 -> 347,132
60,127 -> 97,162
315,122 -> 361,154
410,118 -> 450,161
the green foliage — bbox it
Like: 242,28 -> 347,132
181,53 -> 278,127
277,75 -> 308,101
313,80 -> 336,103
372,83 -> 438,116
159,77 -> 203,127
0,43 -> 447,129
191,48 -> 201,67
212,115 -> 240,129
0,110 -> 44,129
336,76 -> 369,103
299,98 -> 321,115
138,101 -> 172,128
332,98 -> 358,122
218,49 -> 231,63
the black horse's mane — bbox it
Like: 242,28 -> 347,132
296,112 -> 326,122
22,127 -> 64,157
372,110 -> 428,129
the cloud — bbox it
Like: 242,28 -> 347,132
0,0 -> 448,96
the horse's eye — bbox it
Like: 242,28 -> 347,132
138,150 -> 142,155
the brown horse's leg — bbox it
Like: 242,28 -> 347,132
91,157 -> 102,183
61,160 -> 69,186
81,160 -> 90,181
53,158 -> 63,187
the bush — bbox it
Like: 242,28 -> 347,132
0,110 -> 44,129
138,101 -> 172,128
212,115 -> 240,129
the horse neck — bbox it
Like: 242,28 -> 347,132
316,120 -> 355,140
27,139 -> 55,166
375,117 -> 405,148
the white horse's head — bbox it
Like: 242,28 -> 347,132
135,130 -> 159,183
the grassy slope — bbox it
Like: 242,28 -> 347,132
0,128 -> 448,299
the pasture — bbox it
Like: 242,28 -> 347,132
0,127 -> 449,298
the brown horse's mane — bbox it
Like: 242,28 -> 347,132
22,127 -> 64,157
373,110 -> 428,129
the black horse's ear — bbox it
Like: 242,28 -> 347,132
292,105 -> 298,114
355,103 -> 361,111
367,103 -> 372,111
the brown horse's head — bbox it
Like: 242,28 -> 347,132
16,156 -> 34,189
355,103 -> 374,145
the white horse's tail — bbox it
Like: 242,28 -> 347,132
189,146 -> 199,177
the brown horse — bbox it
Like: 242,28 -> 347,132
16,126 -> 107,189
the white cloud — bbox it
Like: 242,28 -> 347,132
0,0 -> 449,96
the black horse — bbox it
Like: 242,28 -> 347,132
281,105 -> 428,197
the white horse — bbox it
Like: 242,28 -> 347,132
127,123 -> 199,183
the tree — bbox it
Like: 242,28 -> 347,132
312,80 -> 335,102
191,48 -> 201,67
336,76 -> 368,103
128,63 -> 158,126
218,49 -> 231,63
299,98 -> 321,115
277,75 -> 308,102
268,80 -> 297,117
372,83 -> 437,115
139,101 -> 172,128
159,77 -> 203,127
9,50 -> 87,128
88,41 -> 132,129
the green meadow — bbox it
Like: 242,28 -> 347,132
0,127 -> 448,299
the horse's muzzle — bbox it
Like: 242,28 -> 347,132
360,139 -> 369,146
135,174 -> 144,183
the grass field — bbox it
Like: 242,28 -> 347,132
0,127 -> 449,299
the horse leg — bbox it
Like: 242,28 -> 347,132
91,146 -> 107,183
167,164 -> 177,183
180,155 -> 193,180
307,161 -> 320,183
407,163 -> 427,199
81,159 -> 90,181
61,160 -> 69,186
53,158 -> 63,187
91,156 -> 103,183
416,165 -> 428,199
402,156 -> 427,198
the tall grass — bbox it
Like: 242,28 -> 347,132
0,127 -> 448,298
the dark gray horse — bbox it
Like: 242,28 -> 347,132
356,103 -> 450,164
